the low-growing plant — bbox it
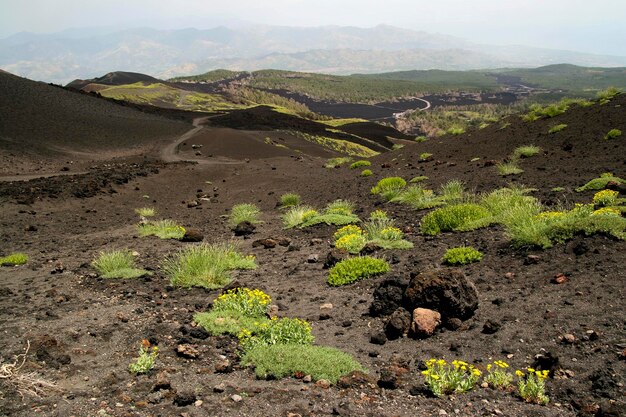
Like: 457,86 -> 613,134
604,128 -> 622,140
551,187 -> 565,192
484,360 -> 514,390
421,203 -> 491,235
421,359 -> 482,397
548,124 -> 567,134
328,257 -> 390,286
576,172 -> 626,192
228,203 -> 261,227
91,249 -> 151,279
283,201 -> 360,228
279,193 -> 301,208
447,126 -> 465,135
129,341 -> 158,374
593,189 -> 620,207
238,317 -> 314,352
134,207 -> 156,217
163,243 -> 256,289
419,152 -> 433,161
499,122 -> 511,130
414,135 -> 429,143
0,253 -> 28,266
324,157 -> 352,169
516,368 -> 550,405
335,233 -> 368,254
442,247 -> 484,265
409,175 -> 429,183
213,287 -> 272,317
496,161 -> 524,176
350,160 -> 371,169
241,344 -> 364,384
439,180 -> 465,202
596,86 -> 621,104
194,309 -> 269,336
360,169 -> 373,177
137,220 -> 185,239
513,145 -> 541,159
390,185 -> 442,210
371,177 -> 407,201
392,144 -> 404,150
282,205 -> 315,228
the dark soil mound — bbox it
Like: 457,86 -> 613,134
66,71 -> 163,89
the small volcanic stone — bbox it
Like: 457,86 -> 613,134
233,221 -> 256,236
482,319 -> 501,334
562,333 -> 576,344
174,391 -> 196,407
370,332 -> 387,345
410,308 -> 441,338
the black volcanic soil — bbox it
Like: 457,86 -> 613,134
0,92 -> 625,417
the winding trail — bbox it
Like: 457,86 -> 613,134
369,97 -> 431,121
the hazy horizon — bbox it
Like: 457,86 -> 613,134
2,0 -> 626,56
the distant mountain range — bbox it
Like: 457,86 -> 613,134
2,24 -> 626,84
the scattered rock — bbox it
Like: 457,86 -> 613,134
370,332 -> 387,345
180,228 -> 204,242
409,308 -> 441,338
482,319 -> 501,334
377,364 -> 409,389
532,351 -> 560,376
186,200 -> 200,208
404,269 -> 479,320
302,375 -> 312,383
337,371 -> 375,389
231,394 -> 243,402
552,273 -> 568,284
24,225 -> 37,232
445,317 -> 463,331
215,358 -> 233,373
307,254 -> 319,263
384,307 -> 411,340
310,238 -> 323,245
323,248 -> 349,269
233,221 -> 256,236
524,254 -> 541,265
573,241 -> 590,256
359,242 -> 382,255
266,304 -> 279,319
173,391 -> 196,407
320,303 -> 333,310
213,383 -> 226,393
176,344 -> 200,359
561,333 -> 576,344
369,277 -> 409,317
315,379 -> 331,389
275,236 -> 292,247
188,327 -> 209,340
153,371 -> 171,392
252,238 -> 277,249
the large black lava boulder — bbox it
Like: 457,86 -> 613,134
404,269 -> 478,320
369,277 -> 409,317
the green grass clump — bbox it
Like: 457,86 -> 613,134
92,249 -> 151,279
605,129 -> 622,140
328,257 -> 390,286
371,177 -> 407,201
596,87 -> 621,104
513,145 -> 541,159
439,180 -> 466,202
576,172 -> 626,192
420,203 -> 491,235
238,317 -> 314,352
163,243 -> 256,289
548,124 -> 567,134
334,211 -> 413,253
442,247 -> 484,265
360,169 -> 373,177
0,253 -> 28,266
419,152 -> 433,161
523,101 -> 569,121
409,176 -> 429,183
390,185 -> 442,210
135,207 -> 156,217
241,344 -> 364,384
279,193 -> 301,208
350,160 -> 371,169
228,203 -> 262,227
324,157 -> 352,169
137,220 -> 186,239
496,161 -> 524,176
447,126 -> 465,135
282,205 -> 316,229
415,135 -> 429,143
283,201 -> 359,228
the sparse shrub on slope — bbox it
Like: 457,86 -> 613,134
548,124 -> 567,134
328,257 -> 390,286
421,204 -> 492,236
576,172 -> 625,192
360,169 -> 373,177
442,247 -> 484,265
228,203 -> 262,227
604,129 -> 622,140
0,253 -> 28,266
371,177 -> 407,201
283,200 -> 360,228
137,219 -> 185,239
238,317 -> 314,353
596,87 -> 621,104
92,249 -> 151,279
513,145 -> 541,159
350,160 -> 371,169
279,193 -> 301,208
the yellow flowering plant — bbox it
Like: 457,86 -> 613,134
238,317 -> 314,353
592,189 -> 619,207
213,287 -> 271,317
333,225 -> 363,241
421,358 -> 482,397
516,368 -> 550,405
129,340 -> 158,374
484,360 -> 513,390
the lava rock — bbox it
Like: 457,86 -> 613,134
377,364 -> 408,389
369,277 -> 409,317
370,332 -> 387,345
153,371 -> 171,391
359,242 -> 382,255
323,248 -> 349,269
482,319 -> 501,334
252,238 -> 277,249
384,307 -> 412,340
180,228 -> 203,242
233,221 -> 256,236
174,391 -> 196,407
409,308 -> 441,338
176,344 -> 200,359
336,371 -> 376,389
404,269 -> 479,320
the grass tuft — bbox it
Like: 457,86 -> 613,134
328,257 -> 390,286
576,172 -> 626,192
420,203 -> 491,235
604,129 -> 622,140
92,249 -> 151,279
350,160 -> 371,169
360,169 -> 373,177
134,207 -> 156,217
0,253 -> 28,266
137,220 -> 185,239
442,247 -> 484,265
548,124 -> 567,134
496,161 -> 524,176
228,203 -> 262,227
513,145 -> 541,159
279,193 -> 301,208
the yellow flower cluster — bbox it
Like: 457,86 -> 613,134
333,225 -> 363,241
335,233 -> 366,252
593,189 -> 619,206
216,287 -> 271,306
301,209 -> 319,222
516,368 -> 549,379
536,211 -> 564,220
592,207 -> 622,216
380,226 -> 404,240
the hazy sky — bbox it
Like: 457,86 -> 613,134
2,0 -> 625,55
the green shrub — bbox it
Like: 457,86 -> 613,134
229,203 -> 261,227
350,160 -> 371,169
0,252 -> 28,266
596,87 -> 621,104
137,220 -> 186,239
371,177 -> 407,201
496,161 -> 524,176
421,204 -> 491,235
238,317 -> 314,352
442,247 -> 484,265
283,201 -> 360,228
135,207 -> 156,217
415,135 -> 429,143
360,169 -> 373,177
390,185 -> 442,210
439,180 -> 465,202
129,344 -> 158,374
279,193 -> 301,208
282,205 -> 315,229
419,152 -> 433,161
194,310 -> 269,336
335,232 -> 368,254
513,145 -> 541,159
409,176 -> 429,183
605,129 -> 622,140
92,249 -> 151,279
324,157 -> 352,169
548,124 -> 567,134
241,344 -> 364,384
328,257 -> 390,286
163,243 -> 256,289
213,287 -> 272,317
576,172 -> 626,192
447,126 -> 465,135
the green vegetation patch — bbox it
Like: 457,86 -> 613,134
228,203 -> 262,227
389,180 -> 465,210
548,124 -> 567,134
324,157 -> 353,169
496,162 -> 524,176
279,193 -> 301,208
409,176 -> 429,183
135,207 -> 156,217
350,160 -> 371,169
360,169 -> 373,177
371,177 -> 407,201
328,256 -> 390,286
242,344 -> 364,384
194,310 -> 268,336
334,211 -> 413,254
92,249 -> 151,279
421,203 -> 492,235
442,247 -> 484,265
163,243 -> 256,289
238,317 -> 314,353
137,219 -> 186,239
0,252 -> 28,266
576,172 -> 626,192
605,129 -> 622,140
283,200 -> 360,229
513,145 -> 541,159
